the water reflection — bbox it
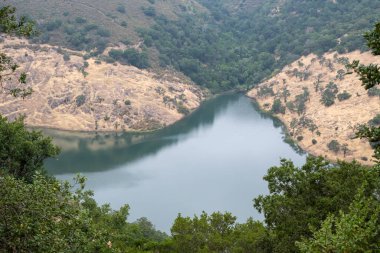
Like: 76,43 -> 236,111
45,94 -> 239,174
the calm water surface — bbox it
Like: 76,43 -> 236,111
44,94 -> 306,232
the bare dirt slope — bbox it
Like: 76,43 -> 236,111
248,51 -> 380,165
0,37 -> 206,132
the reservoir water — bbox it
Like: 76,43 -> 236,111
44,94 -> 306,232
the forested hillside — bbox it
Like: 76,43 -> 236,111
8,0 -> 380,92
8,0 -> 205,52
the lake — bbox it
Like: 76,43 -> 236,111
44,94 -> 306,232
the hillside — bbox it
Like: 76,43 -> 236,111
0,37 -> 205,132
248,51 -> 380,165
5,0 -> 380,92
7,0 -> 205,52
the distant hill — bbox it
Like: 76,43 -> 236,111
7,0 -> 205,52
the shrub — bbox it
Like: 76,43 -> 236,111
75,95 -> 86,107
312,139 -> 317,145
177,103 -> 190,115
368,87 -> 380,97
337,91 -> 352,101
63,53 -> 70,61
109,49 -> 150,69
124,99 -> 131,106
116,5 -> 126,13
327,140 -> 340,153
271,99 -> 286,114
84,24 -> 98,32
75,17 -> 87,24
321,82 -> 338,107
97,28 -> 111,37
45,19 -> 62,31
257,86 -> 274,97
297,136 -> 304,141
369,114 -> 380,126
142,7 -> 156,17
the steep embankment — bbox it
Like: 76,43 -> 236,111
0,37 -> 206,132
248,51 -> 380,165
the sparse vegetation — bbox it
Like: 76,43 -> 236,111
337,91 -> 352,101
257,86 -> 274,97
271,99 -> 286,114
124,99 -> 131,106
75,95 -> 86,107
327,140 -> 341,153
321,82 -> 339,107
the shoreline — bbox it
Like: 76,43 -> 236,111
247,95 -> 374,166
246,51 -> 379,166
27,91 -> 243,134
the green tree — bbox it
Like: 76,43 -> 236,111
271,99 -> 286,114
171,211 -> 269,253
0,116 -> 60,182
254,157 -> 380,253
297,188 -> 380,252
349,22 -> 380,162
0,174 -> 105,252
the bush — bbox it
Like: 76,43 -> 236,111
321,82 -> 338,107
312,139 -> 317,145
120,21 -> 128,27
369,114 -> 380,126
45,19 -> 62,31
75,17 -> 87,24
337,91 -> 352,101
327,140 -> 340,153
116,5 -> 126,13
109,49 -> 150,69
63,53 -> 70,61
124,99 -> 131,106
271,99 -> 286,114
75,95 -> 86,107
97,28 -> 111,37
368,87 -> 380,97
142,7 -> 156,17
177,103 -> 190,115
297,136 -> 304,141
257,86 -> 274,97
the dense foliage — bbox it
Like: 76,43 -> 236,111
140,0 -> 380,91
0,116 -> 59,182
254,157 -> 380,252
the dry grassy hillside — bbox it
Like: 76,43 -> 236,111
0,37 -> 206,132
248,51 -> 380,165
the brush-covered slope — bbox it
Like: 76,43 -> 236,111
7,0 -> 205,52
248,51 -> 380,164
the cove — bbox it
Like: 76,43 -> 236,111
44,94 -> 306,232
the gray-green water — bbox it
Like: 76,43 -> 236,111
44,94 -> 306,232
